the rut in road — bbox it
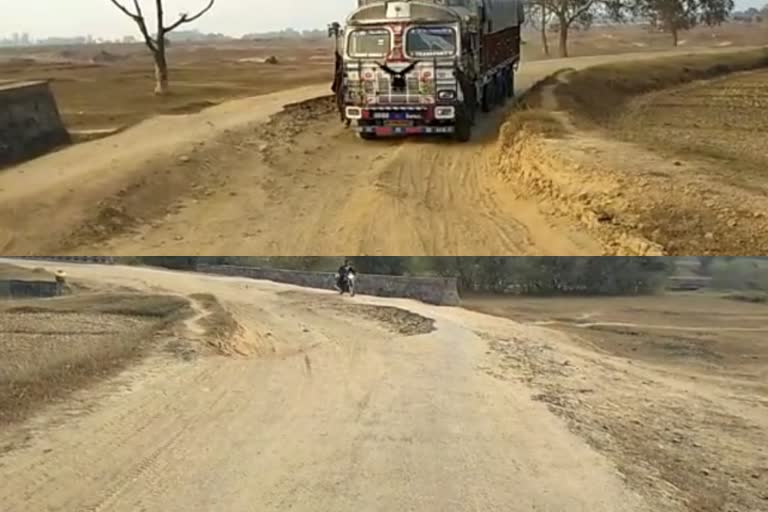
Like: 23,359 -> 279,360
0,263 -> 652,512
80,101 -> 602,256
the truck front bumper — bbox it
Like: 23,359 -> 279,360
348,105 -> 457,136
356,125 -> 455,135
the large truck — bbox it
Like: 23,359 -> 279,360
329,0 -> 525,142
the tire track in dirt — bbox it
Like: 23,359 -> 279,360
1,262 -> 656,511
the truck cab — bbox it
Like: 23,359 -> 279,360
332,0 -> 523,141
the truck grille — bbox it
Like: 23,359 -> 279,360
345,60 -> 456,105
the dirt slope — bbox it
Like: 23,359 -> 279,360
0,261 -> 652,512
0,47 -> 749,256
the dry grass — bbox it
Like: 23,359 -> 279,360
0,292 -> 190,425
553,48 -> 768,125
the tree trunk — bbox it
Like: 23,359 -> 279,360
154,0 -> 168,95
671,26 -> 679,47
153,51 -> 169,95
558,17 -> 569,58
540,6 -> 550,56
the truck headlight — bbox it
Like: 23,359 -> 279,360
434,106 -> 455,119
345,107 -> 362,120
437,90 -> 456,100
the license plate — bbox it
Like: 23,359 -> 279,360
388,120 -> 411,127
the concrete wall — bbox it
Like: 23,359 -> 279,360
8,256 -> 116,264
197,264 -> 461,306
0,81 -> 70,167
0,279 -> 59,299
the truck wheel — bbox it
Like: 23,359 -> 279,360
454,106 -> 472,142
481,82 -> 493,113
358,132 -> 376,140
497,74 -> 507,105
507,69 -> 516,98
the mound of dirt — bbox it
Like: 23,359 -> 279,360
187,293 -> 260,356
341,304 -> 436,337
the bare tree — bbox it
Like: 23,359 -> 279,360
528,0 -> 555,56
540,0 -> 598,57
108,0 -> 215,95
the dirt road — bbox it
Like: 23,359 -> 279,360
0,261 -> 653,511
0,48 -> 744,256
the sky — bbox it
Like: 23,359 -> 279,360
1,0 -> 765,39
0,0 -> 355,39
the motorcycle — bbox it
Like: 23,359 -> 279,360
335,271 -> 356,297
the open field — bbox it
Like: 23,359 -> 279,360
1,23 -> 766,133
616,70 -> 768,187
0,39 -> 334,132
463,292 -> 768,512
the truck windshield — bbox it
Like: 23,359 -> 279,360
405,27 -> 457,58
348,29 -> 390,58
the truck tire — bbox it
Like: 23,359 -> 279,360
507,69 -> 516,98
358,131 -> 376,140
497,74 -> 507,105
454,105 -> 472,142
481,82 -> 494,113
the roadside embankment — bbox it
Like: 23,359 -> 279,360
494,49 -> 768,255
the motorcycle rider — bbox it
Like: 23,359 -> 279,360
336,260 -> 356,292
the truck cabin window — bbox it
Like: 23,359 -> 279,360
348,29 -> 391,58
405,27 -> 457,58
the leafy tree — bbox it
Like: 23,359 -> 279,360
349,257 -> 409,275
634,0 -> 734,46
697,256 -> 716,274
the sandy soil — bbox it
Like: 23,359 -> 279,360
3,47 -> 750,256
0,260 -> 664,512
464,293 -> 768,512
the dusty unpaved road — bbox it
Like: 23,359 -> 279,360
0,262 -> 653,512
0,48 -> 745,256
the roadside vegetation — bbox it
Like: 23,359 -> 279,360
0,292 -> 190,426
